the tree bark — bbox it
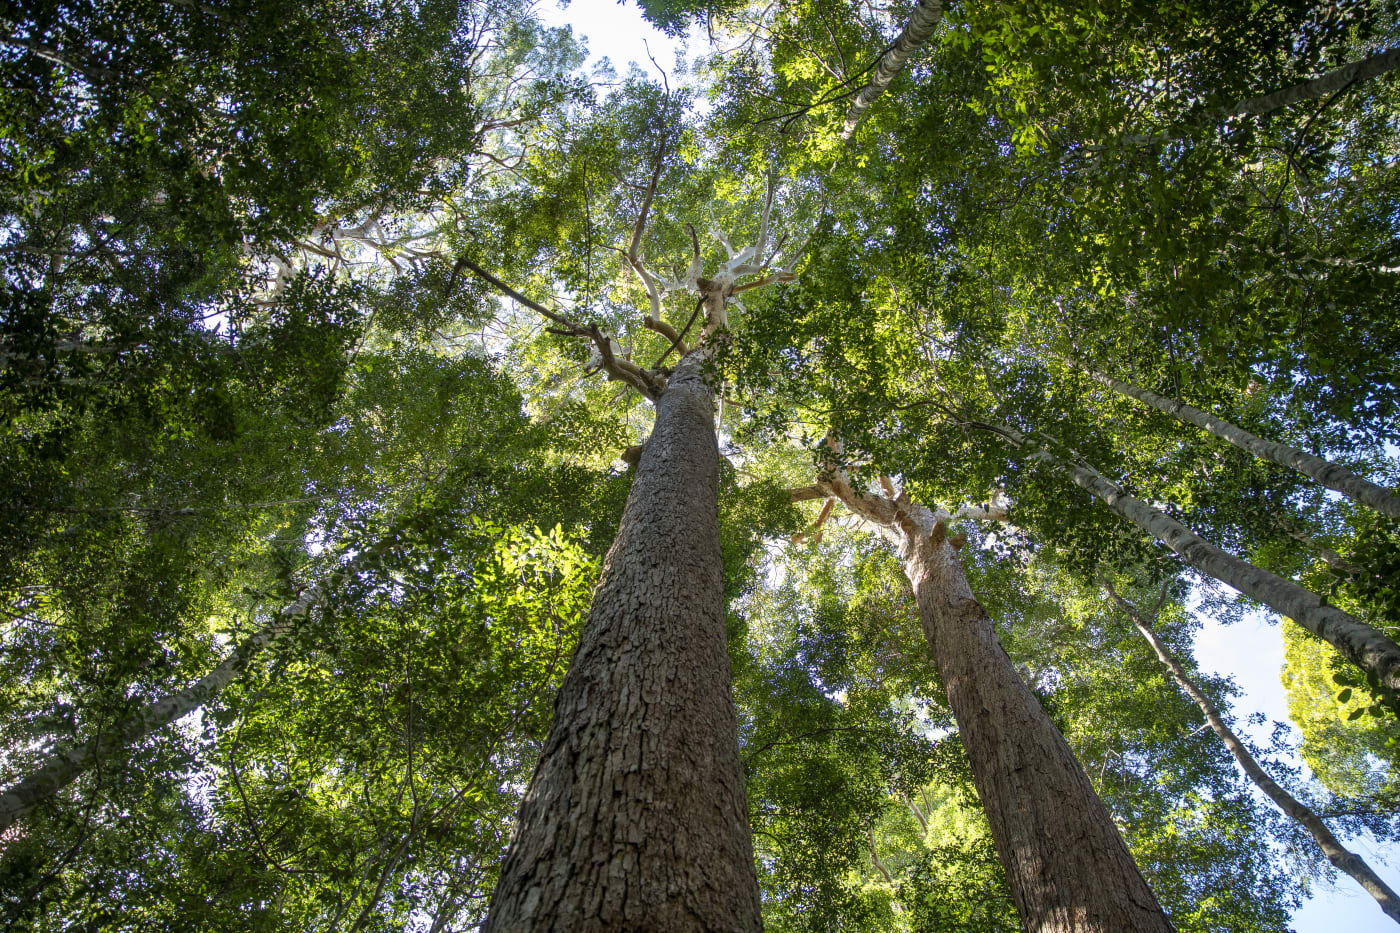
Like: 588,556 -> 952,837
1105,583 -> 1400,927
1083,365 -> 1400,519
1047,449 -> 1400,694
841,0 -> 943,138
1225,46 -> 1400,119
1114,46 -> 1400,147
902,523 -> 1173,933
482,347 -> 760,933
807,476 -> 1173,932
0,534 -> 395,834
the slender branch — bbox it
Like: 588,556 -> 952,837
649,296 -> 704,370
1106,581 -> 1400,925
982,419 -> 1400,695
642,316 -> 686,353
1109,47 -> 1400,149
448,256 -> 660,399
446,257 -> 586,334
1079,362 -> 1400,519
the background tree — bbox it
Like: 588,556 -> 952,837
4,0 -> 1400,930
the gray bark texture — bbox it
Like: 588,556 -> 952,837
1087,366 -> 1400,519
1055,453 -> 1400,694
902,530 -> 1174,933
1116,47 -> 1400,147
1228,46 -> 1400,118
0,536 -> 389,834
481,347 -> 760,933
1106,584 -> 1400,927
841,0 -> 943,138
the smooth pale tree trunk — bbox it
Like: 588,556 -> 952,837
482,348 -> 760,933
1105,582 -> 1400,927
1081,364 -> 1400,519
1043,445 -> 1400,694
1116,46 -> 1400,147
1225,46 -> 1400,118
841,0 -> 943,138
805,479 -> 1173,932
0,532 -> 396,834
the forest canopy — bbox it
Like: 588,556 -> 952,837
2,0 -> 1399,930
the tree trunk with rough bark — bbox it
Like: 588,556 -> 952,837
1106,582 -> 1400,927
902,522 -> 1173,933
481,347 -> 760,933
1082,365 -> 1400,519
803,474 -> 1173,932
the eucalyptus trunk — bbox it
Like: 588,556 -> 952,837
804,476 -> 1173,931
901,522 -> 1174,933
1106,583 -> 1400,927
1083,366 -> 1400,519
1052,451 -> 1400,694
841,0 -> 943,138
481,348 -> 760,932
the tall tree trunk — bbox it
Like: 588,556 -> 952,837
0,532 -> 397,834
482,348 -> 760,932
1040,444 -> 1400,694
806,478 -> 1173,932
1081,364 -> 1400,519
1105,582 -> 1400,927
902,520 -> 1173,933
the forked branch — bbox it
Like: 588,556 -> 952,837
450,256 -> 663,399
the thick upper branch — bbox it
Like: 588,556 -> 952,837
841,0 -> 944,139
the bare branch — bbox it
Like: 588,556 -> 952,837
790,485 -> 827,502
447,256 -> 587,335
642,317 -> 687,354
449,256 -> 661,399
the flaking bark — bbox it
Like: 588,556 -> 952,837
1106,583 -> 1400,927
482,346 -> 760,933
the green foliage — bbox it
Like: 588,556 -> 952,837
1283,625 -> 1400,807
4,0 -> 1400,928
